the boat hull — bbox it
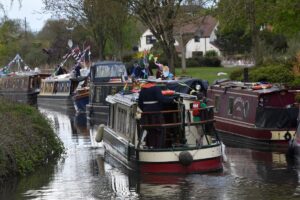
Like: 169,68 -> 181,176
138,155 -> 222,174
0,91 -> 39,106
103,127 -> 223,174
215,117 -> 294,150
37,95 -> 75,111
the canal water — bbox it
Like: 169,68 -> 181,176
1,107 -> 300,200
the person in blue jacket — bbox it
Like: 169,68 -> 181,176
138,81 -> 175,148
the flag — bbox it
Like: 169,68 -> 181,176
76,45 -> 91,63
61,45 -> 91,63
62,46 -> 81,60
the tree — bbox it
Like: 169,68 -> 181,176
173,3 -> 216,73
122,0 -> 216,74
37,19 -> 71,64
0,0 -> 22,15
216,0 -> 265,64
216,0 -> 300,64
0,19 -> 23,66
121,0 -> 183,74
43,0 -> 138,61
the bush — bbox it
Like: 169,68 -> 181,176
205,50 -> 218,57
229,68 -> 244,81
186,58 -> 199,68
0,100 -> 64,182
249,65 -> 294,83
196,57 -> 221,67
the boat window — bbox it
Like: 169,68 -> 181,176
228,97 -> 234,115
214,95 -> 220,113
95,64 -> 128,78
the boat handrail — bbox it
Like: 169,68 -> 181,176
186,105 -> 214,112
141,109 -> 181,115
184,119 -> 215,126
140,122 -> 182,129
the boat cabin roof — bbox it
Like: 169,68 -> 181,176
211,80 -> 286,95
106,90 -> 197,107
91,61 -> 128,82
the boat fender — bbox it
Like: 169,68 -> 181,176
179,151 -> 193,166
284,131 -> 292,141
95,124 -> 105,142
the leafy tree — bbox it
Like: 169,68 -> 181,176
121,0 -> 183,74
43,0 -> 138,61
121,0 -> 216,74
216,0 -> 265,64
37,19 -> 70,64
0,19 -> 22,66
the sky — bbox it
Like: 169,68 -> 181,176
1,0 -> 52,32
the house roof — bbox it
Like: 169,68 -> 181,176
174,15 -> 217,38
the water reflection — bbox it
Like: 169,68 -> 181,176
2,108 -> 300,200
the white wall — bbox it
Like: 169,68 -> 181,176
139,29 -> 154,52
185,37 -> 220,58
139,29 -> 220,58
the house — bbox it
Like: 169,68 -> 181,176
138,16 -> 220,58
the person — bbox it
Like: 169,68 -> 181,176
74,63 -> 81,77
138,81 -> 175,148
54,65 -> 67,76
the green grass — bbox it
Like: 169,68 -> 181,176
175,67 -> 239,84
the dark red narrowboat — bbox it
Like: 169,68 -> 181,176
207,80 -> 298,150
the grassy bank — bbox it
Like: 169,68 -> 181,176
175,67 -> 238,84
0,99 -> 64,183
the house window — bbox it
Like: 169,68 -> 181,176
214,95 -> 220,113
194,36 -> 200,42
192,51 -> 203,58
228,97 -> 234,115
146,35 -> 156,44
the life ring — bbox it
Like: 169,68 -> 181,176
252,83 -> 272,90
284,131 -> 292,141
162,90 -> 175,95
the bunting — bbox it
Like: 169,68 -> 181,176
62,45 -> 90,64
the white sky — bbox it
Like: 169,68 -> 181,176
1,0 -> 52,32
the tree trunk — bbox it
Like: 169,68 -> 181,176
179,35 -> 187,74
247,0 -> 262,65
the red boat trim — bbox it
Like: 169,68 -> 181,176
215,116 -> 254,127
209,89 -> 258,97
139,156 -> 223,174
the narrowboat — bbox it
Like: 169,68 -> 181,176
97,86 -> 223,174
38,74 -> 85,111
0,72 -> 40,105
0,54 -> 41,105
207,80 -> 298,150
86,61 -> 130,124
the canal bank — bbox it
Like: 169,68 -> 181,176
0,99 -> 64,183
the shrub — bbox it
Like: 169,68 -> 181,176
249,65 -> 294,83
186,58 -> 199,68
0,100 -> 64,182
196,57 -> 221,67
229,68 -> 244,81
205,50 -> 218,57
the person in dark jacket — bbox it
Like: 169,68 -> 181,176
138,82 -> 175,148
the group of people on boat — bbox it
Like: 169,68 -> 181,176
138,81 -> 178,148
128,51 -> 174,80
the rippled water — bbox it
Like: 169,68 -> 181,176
1,108 -> 300,200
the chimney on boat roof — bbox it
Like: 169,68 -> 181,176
243,68 -> 249,82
